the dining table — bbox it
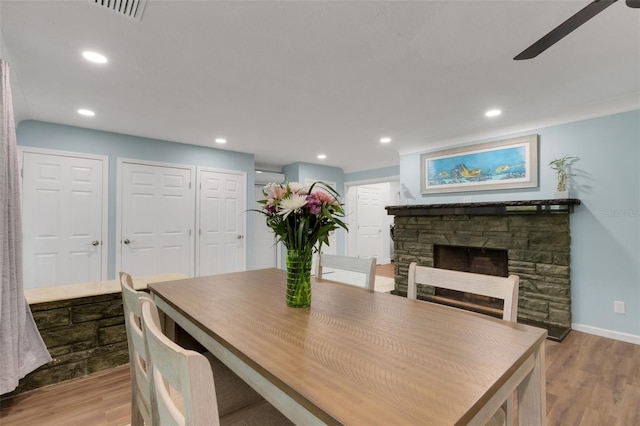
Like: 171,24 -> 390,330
148,268 -> 546,425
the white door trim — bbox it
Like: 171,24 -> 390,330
195,166 -> 247,275
19,146 -> 109,280
345,177 -> 400,262
116,157 -> 196,276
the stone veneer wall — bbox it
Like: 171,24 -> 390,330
393,214 -> 571,328
2,293 -> 129,397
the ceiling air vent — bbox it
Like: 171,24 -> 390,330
88,0 -> 148,21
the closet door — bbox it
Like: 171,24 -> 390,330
119,161 -> 194,277
22,149 -> 107,288
197,169 -> 246,276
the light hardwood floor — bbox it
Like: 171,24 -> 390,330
2,330 -> 638,425
376,262 -> 395,279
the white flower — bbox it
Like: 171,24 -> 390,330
278,194 -> 307,218
287,182 -> 305,193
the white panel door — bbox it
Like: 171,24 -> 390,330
253,185 -> 278,269
356,186 -> 383,261
197,170 -> 245,276
120,162 -> 194,277
22,151 -> 105,288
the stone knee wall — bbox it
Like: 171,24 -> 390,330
392,214 -> 572,328
3,293 -> 129,397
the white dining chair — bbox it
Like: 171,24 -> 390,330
315,253 -> 377,291
120,272 -> 267,424
120,272 -> 154,426
406,263 -> 520,426
140,297 -> 293,426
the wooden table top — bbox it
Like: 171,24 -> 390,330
149,268 -> 547,425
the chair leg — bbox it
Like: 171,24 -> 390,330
131,397 -> 145,426
130,371 -> 145,426
504,391 -> 516,426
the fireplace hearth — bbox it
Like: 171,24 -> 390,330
386,199 -> 580,341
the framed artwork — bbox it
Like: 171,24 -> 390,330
420,134 -> 538,194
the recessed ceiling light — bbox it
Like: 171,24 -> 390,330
215,138 -> 227,144
317,154 -> 326,160
485,109 -> 502,118
82,51 -> 108,64
77,109 -> 95,117
380,137 -> 392,144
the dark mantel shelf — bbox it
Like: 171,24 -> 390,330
386,199 -> 581,216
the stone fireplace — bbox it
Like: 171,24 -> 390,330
386,199 -> 580,341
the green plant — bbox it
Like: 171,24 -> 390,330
549,155 -> 579,192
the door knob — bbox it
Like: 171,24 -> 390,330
123,239 -> 133,245
237,235 -> 244,239
91,240 -> 100,246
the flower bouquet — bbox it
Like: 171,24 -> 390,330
256,181 -> 347,307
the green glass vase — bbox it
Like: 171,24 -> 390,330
285,249 -> 312,308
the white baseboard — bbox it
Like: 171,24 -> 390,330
571,323 -> 640,345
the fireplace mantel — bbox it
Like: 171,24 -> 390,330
386,199 -> 580,216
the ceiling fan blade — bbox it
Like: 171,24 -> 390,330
514,0 -> 617,60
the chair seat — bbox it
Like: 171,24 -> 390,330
157,358 -> 291,426
162,352 -> 265,419
203,352 -> 264,417
219,400 -> 293,426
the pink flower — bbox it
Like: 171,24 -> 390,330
314,191 -> 335,205
265,183 -> 286,201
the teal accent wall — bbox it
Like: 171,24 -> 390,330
281,163 -> 300,184
400,110 -> 640,337
17,120 -> 256,278
345,165 -> 400,183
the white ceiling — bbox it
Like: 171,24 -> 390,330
1,1 -> 639,173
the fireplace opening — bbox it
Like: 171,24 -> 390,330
433,245 -> 508,318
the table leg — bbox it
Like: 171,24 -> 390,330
517,342 -> 546,425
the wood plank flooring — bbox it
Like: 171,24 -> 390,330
0,365 -> 131,426
375,262 -> 395,279
2,331 -> 638,425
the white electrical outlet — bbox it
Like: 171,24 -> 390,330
614,301 -> 626,314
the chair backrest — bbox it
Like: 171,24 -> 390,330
406,263 -> 519,322
120,271 -> 153,426
141,298 -> 221,426
315,253 -> 377,291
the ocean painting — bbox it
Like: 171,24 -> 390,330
420,135 -> 538,194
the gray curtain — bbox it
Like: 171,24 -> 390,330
0,59 -> 51,395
